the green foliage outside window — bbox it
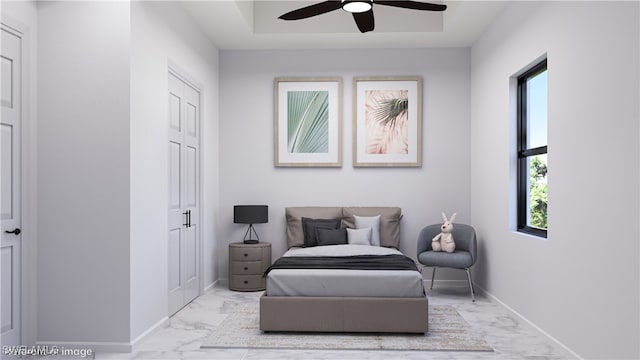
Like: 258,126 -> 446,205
529,156 -> 548,229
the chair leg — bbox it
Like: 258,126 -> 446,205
430,267 -> 436,290
465,268 -> 476,302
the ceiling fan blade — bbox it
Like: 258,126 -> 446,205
352,9 -> 375,33
278,1 -> 343,20
375,0 -> 447,11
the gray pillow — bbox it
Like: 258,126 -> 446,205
316,228 -> 348,246
342,207 -> 402,248
347,227 -> 372,245
302,217 -> 341,247
286,207 -> 343,248
354,215 -> 381,246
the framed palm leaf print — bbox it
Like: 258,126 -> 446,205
274,77 -> 342,167
353,77 -> 422,167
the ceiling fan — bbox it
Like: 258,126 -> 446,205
278,0 -> 447,33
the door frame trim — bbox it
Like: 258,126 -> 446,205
1,14 -> 36,347
168,62 -> 204,299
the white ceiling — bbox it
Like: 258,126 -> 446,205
178,0 -> 511,49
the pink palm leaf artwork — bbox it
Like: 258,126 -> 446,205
364,90 -> 409,154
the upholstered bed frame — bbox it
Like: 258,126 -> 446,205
259,206 -> 429,334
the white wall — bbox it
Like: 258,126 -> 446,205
470,2 -> 639,359
37,1 -> 131,344
219,48 -> 471,278
34,0 -> 220,349
129,1 -> 220,342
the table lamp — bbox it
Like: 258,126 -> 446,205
234,205 -> 268,244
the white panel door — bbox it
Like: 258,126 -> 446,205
168,71 -> 200,316
1,25 -> 22,347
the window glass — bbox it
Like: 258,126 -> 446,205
526,71 -> 547,149
517,59 -> 547,238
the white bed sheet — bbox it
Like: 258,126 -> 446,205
265,244 -> 425,297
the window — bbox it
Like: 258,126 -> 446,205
517,59 -> 547,238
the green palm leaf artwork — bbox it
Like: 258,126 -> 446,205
371,98 -> 408,130
287,90 -> 329,153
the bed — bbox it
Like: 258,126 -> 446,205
259,206 -> 429,333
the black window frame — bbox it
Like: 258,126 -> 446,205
517,59 -> 548,238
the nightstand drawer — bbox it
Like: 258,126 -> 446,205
230,247 -> 263,261
231,261 -> 263,275
230,275 -> 264,290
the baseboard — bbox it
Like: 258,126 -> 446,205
205,278 -> 228,291
37,316 -> 170,354
473,284 -> 583,360
130,316 -> 169,352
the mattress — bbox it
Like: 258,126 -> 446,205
265,244 -> 425,297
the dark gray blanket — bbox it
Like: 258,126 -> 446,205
263,254 -> 419,277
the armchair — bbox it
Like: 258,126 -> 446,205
416,223 -> 477,301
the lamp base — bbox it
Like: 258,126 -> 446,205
242,224 -> 260,244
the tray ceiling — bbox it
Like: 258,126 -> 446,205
178,0 -> 510,49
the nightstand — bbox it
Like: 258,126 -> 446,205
229,242 -> 271,291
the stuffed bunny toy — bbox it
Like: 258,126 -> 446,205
432,212 -> 457,253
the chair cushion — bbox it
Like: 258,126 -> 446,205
418,250 -> 473,269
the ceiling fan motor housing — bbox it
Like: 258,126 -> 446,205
342,0 -> 373,13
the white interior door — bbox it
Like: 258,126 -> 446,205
1,25 -> 22,347
168,71 -> 200,315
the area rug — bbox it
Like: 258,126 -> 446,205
201,302 -> 493,352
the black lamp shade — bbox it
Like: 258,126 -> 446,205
234,205 -> 268,224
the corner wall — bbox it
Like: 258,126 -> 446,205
37,1 -> 131,344
470,2 -> 640,359
129,1 -> 220,343
34,0 -> 221,348
219,48 -> 471,277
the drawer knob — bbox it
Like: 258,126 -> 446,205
244,267 -> 248,271
244,253 -> 248,257
244,280 -> 248,284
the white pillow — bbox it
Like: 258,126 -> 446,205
347,227 -> 372,245
354,215 -> 381,246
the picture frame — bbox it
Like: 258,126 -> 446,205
274,77 -> 343,167
353,76 -> 422,167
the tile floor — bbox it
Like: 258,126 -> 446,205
94,283 -> 576,360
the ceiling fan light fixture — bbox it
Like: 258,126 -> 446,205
342,0 -> 372,13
